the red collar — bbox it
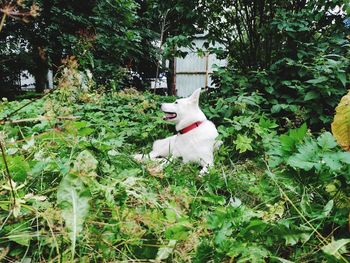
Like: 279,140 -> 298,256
178,121 -> 203,134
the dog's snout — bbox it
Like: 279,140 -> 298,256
161,103 -> 172,111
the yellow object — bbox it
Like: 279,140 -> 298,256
331,90 -> 350,151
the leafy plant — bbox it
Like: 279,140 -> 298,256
57,174 -> 91,260
322,239 -> 350,260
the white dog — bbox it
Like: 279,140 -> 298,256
134,88 -> 220,174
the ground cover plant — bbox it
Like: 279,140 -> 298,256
0,73 -> 350,262
1,0 -> 350,262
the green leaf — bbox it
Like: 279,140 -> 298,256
165,223 -> 191,241
284,232 -> 309,246
306,76 -> 328,84
235,134 -> 253,153
57,174 -> 90,259
7,232 -> 31,247
322,153 -> 342,171
280,135 -> 295,153
73,121 -> 89,129
280,224 -> 312,246
270,256 -> 295,263
287,140 -> 319,171
5,156 -> 30,182
321,200 -> 333,217
337,72 -> 347,87
156,240 -> 177,261
72,150 -> 98,176
227,242 -> 269,263
280,123 -> 307,153
202,194 -> 226,205
337,152 -> 350,164
214,222 -> 233,244
317,132 -> 338,150
78,127 -> 95,136
289,123 -> 307,142
207,209 -> 226,229
5,223 -> 31,247
304,91 -> 319,101
165,208 -> 177,223
259,117 -> 278,129
321,238 -> 350,259
271,104 -> 282,113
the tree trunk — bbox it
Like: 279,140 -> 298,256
167,57 -> 175,96
33,47 -> 48,93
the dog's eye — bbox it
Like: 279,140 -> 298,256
175,101 -> 178,104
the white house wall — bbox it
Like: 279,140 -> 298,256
176,54 -> 207,74
175,38 -> 227,97
20,70 -> 36,90
20,70 -> 54,91
176,74 -> 207,98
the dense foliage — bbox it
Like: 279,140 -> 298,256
0,0 -> 163,94
1,0 -> 350,262
3,0 -> 349,126
0,79 -> 350,261
206,0 -> 350,129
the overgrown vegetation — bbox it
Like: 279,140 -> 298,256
207,0 -> 350,130
1,65 -> 350,261
1,0 -> 350,262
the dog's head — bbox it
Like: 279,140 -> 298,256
161,88 -> 207,131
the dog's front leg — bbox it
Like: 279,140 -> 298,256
134,137 -> 173,162
151,137 -> 173,158
133,151 -> 165,163
199,164 -> 211,176
199,157 -> 214,176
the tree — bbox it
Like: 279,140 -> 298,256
0,0 -> 162,96
195,0 -> 350,129
0,1 -> 40,97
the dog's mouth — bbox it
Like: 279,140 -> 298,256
163,112 -> 177,120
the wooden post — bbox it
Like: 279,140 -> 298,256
172,58 -> 177,96
205,52 -> 209,88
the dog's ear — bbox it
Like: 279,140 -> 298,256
189,88 -> 201,104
